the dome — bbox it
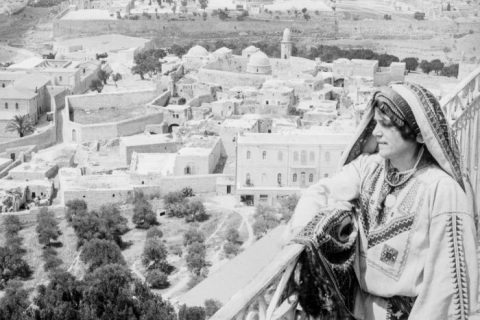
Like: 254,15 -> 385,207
282,28 -> 291,42
243,45 -> 259,53
213,47 -> 232,55
186,45 -> 209,57
247,51 -> 270,67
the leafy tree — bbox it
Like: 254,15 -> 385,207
89,79 -> 103,93
36,208 -> 61,247
112,72 -> 122,87
186,242 -> 207,276
419,60 -> 432,74
204,299 -> 222,318
430,59 -> 445,74
377,53 -> 399,67
199,0 -> 208,11
142,238 -> 168,267
182,187 -> 195,197
303,13 -> 311,21
170,44 -> 188,57
65,199 -> 87,223
32,270 -> 84,320
225,227 -> 240,244
218,8 -> 229,20
0,246 -> 32,287
278,194 -> 300,222
252,204 -> 280,238
185,199 -> 208,223
42,247 -> 62,271
164,190 -> 185,206
132,49 -> 166,80
5,114 -> 34,138
4,215 -> 22,237
146,226 -> 163,239
146,269 -> 169,289
132,194 -> 158,229
223,242 -> 240,257
133,281 -> 176,320
80,239 -> 125,272
178,305 -> 206,320
0,281 -> 30,320
183,228 -> 205,247
401,57 -> 419,73
301,7 -> 307,14
441,63 -> 459,78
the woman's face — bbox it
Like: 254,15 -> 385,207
372,108 -> 418,161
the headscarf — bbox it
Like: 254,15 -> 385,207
339,82 -> 477,219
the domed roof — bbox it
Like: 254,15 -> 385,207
282,28 -> 291,42
243,45 -> 259,53
247,51 -> 270,67
213,47 -> 232,55
186,45 -> 209,57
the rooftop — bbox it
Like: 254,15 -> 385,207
221,118 -> 258,129
120,134 -> 175,147
0,71 -> 27,81
165,104 -> 190,111
61,9 -> 116,20
7,57 -> 44,70
237,132 -> 352,145
13,74 -> 51,90
132,152 -> 176,175
177,147 -> 212,157
0,86 -> 37,99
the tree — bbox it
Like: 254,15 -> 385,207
146,269 -> 169,289
183,228 -> 205,247
0,281 -> 30,320
401,57 -> 419,73
441,63 -> 459,78
111,72 -> 122,87
252,204 -> 280,238
178,305 -> 206,320
419,60 -> 432,74
185,199 -> 208,222
98,204 -> 129,247
303,13 -> 311,21
89,79 -> 103,93
132,48 -> 166,80
80,239 -> 125,272
36,208 -> 61,247
42,247 -> 62,271
65,199 -> 87,223
204,299 -> 222,318
430,59 -> 445,75
146,226 -> 163,239
170,44 -> 188,57
218,8 -> 229,20
5,114 -> 34,138
186,242 -> 207,276
225,227 -> 240,244
278,194 -> 300,222
0,246 -> 32,286
199,0 -> 208,11
142,238 -> 168,267
132,194 -> 158,229
32,270 -> 83,320
4,215 -> 22,237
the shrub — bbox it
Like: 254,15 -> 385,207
204,299 -> 222,318
80,239 -> 125,272
42,247 -> 62,271
4,215 -> 21,236
146,269 -> 170,289
142,238 -> 168,267
223,242 -> 240,257
164,190 -> 185,206
65,199 -> 87,223
178,305 -> 206,320
132,195 -> 158,229
183,228 -> 205,247
186,242 -> 207,276
36,208 -> 61,247
146,226 -> 163,239
253,204 -> 281,238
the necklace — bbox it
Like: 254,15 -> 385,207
385,146 -> 425,187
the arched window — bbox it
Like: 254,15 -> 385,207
325,151 -> 330,162
184,166 -> 191,175
301,150 -> 307,164
4,102 -> 7,109
293,151 -> 299,162
293,173 -> 297,182
261,173 -> 267,183
277,173 -> 282,185
309,151 -> 315,162
246,150 -> 251,159
246,173 -> 251,185
277,151 -> 283,161
15,103 -> 18,110
309,173 -> 314,183
262,151 -> 267,160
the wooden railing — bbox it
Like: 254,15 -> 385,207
211,65 -> 480,320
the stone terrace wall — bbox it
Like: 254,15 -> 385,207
0,205 -> 66,227
63,188 -> 133,211
0,126 -> 56,153
197,69 -> 267,89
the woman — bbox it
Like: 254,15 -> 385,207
286,82 -> 478,319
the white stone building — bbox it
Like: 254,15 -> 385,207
246,51 -> 272,75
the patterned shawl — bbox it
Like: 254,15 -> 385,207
340,82 -> 470,192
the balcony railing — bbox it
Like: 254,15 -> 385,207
211,65 -> 480,320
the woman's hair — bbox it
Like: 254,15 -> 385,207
374,103 -> 417,141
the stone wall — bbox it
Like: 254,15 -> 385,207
63,188 -> 133,210
67,89 -> 159,110
197,69 -> 267,89
0,205 -> 66,227
0,126 -> 56,154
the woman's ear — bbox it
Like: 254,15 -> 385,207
416,133 -> 424,144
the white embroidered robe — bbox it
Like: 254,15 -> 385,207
288,153 -> 478,320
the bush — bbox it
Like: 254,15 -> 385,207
65,199 -> 87,223
0,246 -> 32,286
223,242 -> 240,257
186,242 -> 207,276
80,239 -> 125,272
253,204 -> 281,238
169,243 -> 183,257
42,247 -> 62,271
36,208 -> 61,247
146,269 -> 170,289
132,195 -> 158,229
182,187 -> 195,198
4,215 -> 22,236
278,194 -> 300,222
164,190 -> 185,206
183,228 -> 205,247
146,226 -> 163,239
142,238 -> 168,267
178,305 -> 206,320
204,299 -> 222,318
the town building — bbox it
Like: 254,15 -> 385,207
119,134 -> 177,165
235,131 -> 352,205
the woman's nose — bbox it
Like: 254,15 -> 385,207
373,122 -> 382,137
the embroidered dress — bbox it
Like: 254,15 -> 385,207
287,83 -> 478,320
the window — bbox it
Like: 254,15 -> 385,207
293,173 -> 297,182
1,83 -> 4,88
294,151 -> 299,161
277,151 -> 283,161
301,150 -> 307,164
184,166 -> 191,174
309,174 -> 314,183
309,151 -> 315,162
246,150 -> 251,159
246,173 -> 251,185
301,172 -> 306,185
261,173 -> 267,183
4,102 -> 7,109
59,76 -> 63,81
324,173 -> 329,178
262,151 -> 267,160
277,173 -> 282,185
325,151 -> 330,162
15,103 -> 18,110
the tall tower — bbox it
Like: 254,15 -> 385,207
281,28 -> 292,60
